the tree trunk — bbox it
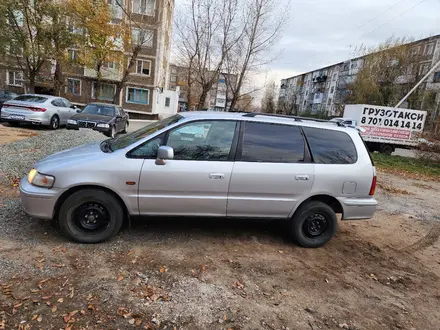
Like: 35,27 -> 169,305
28,72 -> 36,94
53,60 -> 63,96
197,88 -> 209,110
95,63 -> 102,99
113,48 -> 141,104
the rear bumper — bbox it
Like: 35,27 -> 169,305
1,111 -> 50,125
338,197 -> 378,220
19,177 -> 64,219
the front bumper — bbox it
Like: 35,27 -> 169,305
66,123 -> 110,134
338,197 -> 378,220
19,177 -> 65,219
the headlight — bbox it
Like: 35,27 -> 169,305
97,123 -> 110,128
67,119 -> 77,125
28,169 -> 55,188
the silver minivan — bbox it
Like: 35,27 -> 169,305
20,112 -> 378,247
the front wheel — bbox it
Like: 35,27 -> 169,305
122,121 -> 129,134
290,201 -> 338,248
58,189 -> 124,243
50,115 -> 60,130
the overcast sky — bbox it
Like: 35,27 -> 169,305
266,0 -> 440,84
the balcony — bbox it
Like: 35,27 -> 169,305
84,67 -> 123,82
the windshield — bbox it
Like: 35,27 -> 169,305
14,95 -> 47,103
81,104 -> 115,117
109,114 -> 184,151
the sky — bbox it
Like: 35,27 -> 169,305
265,0 -> 440,86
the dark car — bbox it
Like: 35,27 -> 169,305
0,90 -> 18,120
67,103 -> 129,138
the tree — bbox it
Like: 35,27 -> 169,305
260,80 -> 277,113
68,0 -> 122,98
174,0 -> 242,109
225,0 -> 287,112
0,0 -> 53,93
345,37 -> 426,109
46,1 -> 75,95
235,93 -> 254,112
112,2 -> 155,104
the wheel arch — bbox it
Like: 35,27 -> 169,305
290,194 -> 343,218
53,184 -> 130,222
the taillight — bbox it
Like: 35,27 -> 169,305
29,107 -> 46,112
369,175 -> 377,195
2,104 -> 10,108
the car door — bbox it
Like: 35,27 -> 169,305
227,121 -> 315,218
134,119 -> 238,216
51,98 -> 69,124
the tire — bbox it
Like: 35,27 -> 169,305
122,121 -> 129,134
50,115 -> 60,130
290,201 -> 338,248
58,189 -> 124,243
379,144 -> 393,155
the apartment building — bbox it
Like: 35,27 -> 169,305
0,0 -> 175,118
279,35 -> 440,116
169,64 -> 237,111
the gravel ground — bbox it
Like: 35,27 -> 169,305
0,126 -> 104,184
0,126 -> 440,329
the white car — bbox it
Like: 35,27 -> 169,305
1,94 -> 78,129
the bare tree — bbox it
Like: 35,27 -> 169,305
260,80 -> 277,113
174,0 -> 242,109
225,0 -> 287,111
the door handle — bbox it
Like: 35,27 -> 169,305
295,175 -> 309,181
209,173 -> 225,180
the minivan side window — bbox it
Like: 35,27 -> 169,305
302,127 -> 357,164
239,122 -> 305,163
166,120 -> 237,161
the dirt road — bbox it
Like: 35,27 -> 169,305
0,125 -> 439,329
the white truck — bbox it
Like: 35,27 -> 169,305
339,104 -> 427,154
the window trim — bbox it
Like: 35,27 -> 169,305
66,78 -> 82,96
236,121 -> 311,164
92,82 -> 116,101
135,59 -> 151,76
126,86 -> 150,105
126,119 -> 240,161
131,0 -> 156,16
7,70 -> 24,87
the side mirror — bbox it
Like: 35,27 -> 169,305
155,146 -> 174,165
76,109 -> 81,113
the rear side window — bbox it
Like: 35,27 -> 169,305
239,122 -> 305,163
302,127 -> 357,164
14,95 -> 47,103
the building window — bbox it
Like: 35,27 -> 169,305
434,71 -> 440,83
126,87 -> 149,104
171,67 -> 177,74
170,75 -> 177,82
217,98 -> 225,104
104,61 -> 116,69
327,97 -> 332,105
425,43 -> 435,56
170,85 -> 176,90
332,73 -> 337,81
165,97 -> 170,107
7,71 -> 23,87
132,28 -> 154,47
132,0 -> 155,16
92,82 -> 116,101
7,40 -> 23,57
67,78 -> 81,95
419,62 -> 431,76
135,59 -> 151,75
68,49 -> 79,63
330,86 -> 334,94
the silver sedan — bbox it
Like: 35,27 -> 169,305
1,94 -> 78,129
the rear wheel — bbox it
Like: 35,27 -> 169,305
50,115 -> 60,130
379,143 -> 393,155
58,189 -> 124,243
290,201 -> 338,248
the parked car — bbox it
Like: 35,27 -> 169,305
20,112 -> 377,247
66,103 -> 129,138
1,94 -> 78,129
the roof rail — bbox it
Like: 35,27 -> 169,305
242,112 -> 345,126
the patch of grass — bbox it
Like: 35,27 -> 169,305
372,153 -> 440,181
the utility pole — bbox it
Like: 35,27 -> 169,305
395,59 -> 440,108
